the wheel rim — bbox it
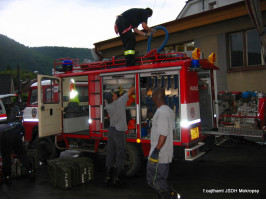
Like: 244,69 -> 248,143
124,148 -> 133,170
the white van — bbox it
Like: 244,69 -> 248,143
0,94 -> 21,123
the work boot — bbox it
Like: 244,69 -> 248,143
28,169 -> 35,179
112,167 -> 123,186
104,176 -> 112,184
104,167 -> 112,185
112,177 -> 122,186
169,189 -> 181,199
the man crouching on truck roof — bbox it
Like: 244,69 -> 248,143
104,85 -> 135,186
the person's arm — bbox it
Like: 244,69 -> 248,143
142,22 -> 152,33
156,135 -> 167,150
127,85 -> 135,96
133,27 -> 146,36
133,22 -> 154,37
149,110 -> 169,163
119,86 -> 135,106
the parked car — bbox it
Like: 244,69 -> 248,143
0,94 -> 23,123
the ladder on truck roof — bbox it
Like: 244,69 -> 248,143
53,49 -> 190,74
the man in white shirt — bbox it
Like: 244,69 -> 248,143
147,88 -> 181,199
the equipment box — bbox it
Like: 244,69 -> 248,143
48,156 -> 94,189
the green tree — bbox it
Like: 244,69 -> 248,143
6,64 -> 11,70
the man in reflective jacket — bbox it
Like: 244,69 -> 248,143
115,8 -> 155,66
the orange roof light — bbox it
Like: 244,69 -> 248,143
192,48 -> 201,60
208,53 -> 216,64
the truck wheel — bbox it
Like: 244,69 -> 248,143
124,143 -> 143,177
38,137 -> 59,162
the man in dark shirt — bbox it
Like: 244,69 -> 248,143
115,8 -> 155,66
0,123 -> 33,184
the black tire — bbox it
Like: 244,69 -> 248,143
38,137 -> 59,162
124,142 -> 143,177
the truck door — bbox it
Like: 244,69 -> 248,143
37,75 -> 62,137
198,71 -> 215,131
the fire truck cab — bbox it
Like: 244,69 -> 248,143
27,48 -> 218,176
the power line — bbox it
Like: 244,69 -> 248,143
151,0 -> 166,26
149,0 -> 157,25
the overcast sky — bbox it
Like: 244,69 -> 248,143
0,0 -> 186,48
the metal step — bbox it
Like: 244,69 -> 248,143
203,127 -> 265,138
185,142 -> 205,161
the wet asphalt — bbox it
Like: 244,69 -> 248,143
1,136 -> 266,199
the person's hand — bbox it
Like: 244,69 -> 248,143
144,32 -> 151,37
151,28 -> 156,34
148,148 -> 160,163
127,85 -> 135,95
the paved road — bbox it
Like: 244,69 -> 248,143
1,137 -> 266,199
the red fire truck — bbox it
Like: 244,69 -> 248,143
23,47 -> 220,176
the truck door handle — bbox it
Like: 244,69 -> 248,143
50,108 -> 53,115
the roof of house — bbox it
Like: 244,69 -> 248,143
94,0 -> 266,51
176,0 -> 244,19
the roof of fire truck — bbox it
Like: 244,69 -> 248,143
53,48 -> 219,77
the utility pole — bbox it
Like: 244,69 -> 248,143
17,64 -> 22,104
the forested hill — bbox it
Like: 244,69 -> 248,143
0,34 -> 93,75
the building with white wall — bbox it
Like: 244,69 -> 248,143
177,0 -> 244,19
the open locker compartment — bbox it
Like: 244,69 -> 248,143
102,74 -> 137,138
139,70 -> 181,141
61,75 -> 89,134
100,67 -> 181,142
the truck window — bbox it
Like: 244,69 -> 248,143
29,86 -> 58,105
45,87 -> 53,103
41,78 -> 60,104
76,84 -> 88,102
30,89 -> 38,105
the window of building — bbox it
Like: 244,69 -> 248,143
165,41 -> 195,53
229,28 -> 265,70
247,29 -> 262,66
229,32 -> 244,68
209,1 -> 217,10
